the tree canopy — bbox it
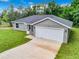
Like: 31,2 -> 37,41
0,0 -> 79,26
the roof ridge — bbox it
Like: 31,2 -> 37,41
13,15 -> 73,28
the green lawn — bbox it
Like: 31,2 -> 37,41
0,29 -> 30,53
56,28 -> 79,59
0,28 -> 79,59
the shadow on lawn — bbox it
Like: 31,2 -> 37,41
68,29 -> 75,43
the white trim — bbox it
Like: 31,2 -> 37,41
12,21 -> 28,26
31,17 -> 71,29
12,21 -> 25,24
48,17 -> 71,29
31,17 -> 48,25
35,26 -> 64,30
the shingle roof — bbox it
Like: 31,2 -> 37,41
13,15 -> 73,28
14,15 -> 47,23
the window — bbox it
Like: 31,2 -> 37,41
16,23 -> 19,28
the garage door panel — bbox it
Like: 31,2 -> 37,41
35,26 -> 64,42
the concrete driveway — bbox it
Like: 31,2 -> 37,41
0,39 -> 62,59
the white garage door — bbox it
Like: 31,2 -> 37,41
35,26 -> 64,43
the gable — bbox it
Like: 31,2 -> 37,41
34,19 -> 68,29
32,17 -> 73,29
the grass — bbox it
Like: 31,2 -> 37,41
56,28 -> 79,59
0,23 -> 10,27
0,27 -> 79,59
0,29 -> 31,53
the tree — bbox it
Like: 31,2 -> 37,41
2,10 -> 9,22
70,0 -> 79,26
71,0 -> 79,7
71,9 -> 79,25
59,6 -> 73,20
8,4 -> 14,14
48,1 -> 61,16
0,16 -> 2,25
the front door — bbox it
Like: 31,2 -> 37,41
28,25 -> 34,35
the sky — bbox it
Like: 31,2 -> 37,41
0,0 -> 72,13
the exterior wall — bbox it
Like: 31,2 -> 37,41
34,19 -> 67,28
63,29 -> 68,43
12,22 -> 27,31
34,19 -> 69,43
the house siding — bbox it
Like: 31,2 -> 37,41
12,22 -> 27,31
34,19 -> 68,43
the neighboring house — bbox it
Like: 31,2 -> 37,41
30,4 -> 48,14
12,15 -> 73,43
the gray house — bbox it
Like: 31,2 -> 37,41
12,15 -> 73,43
